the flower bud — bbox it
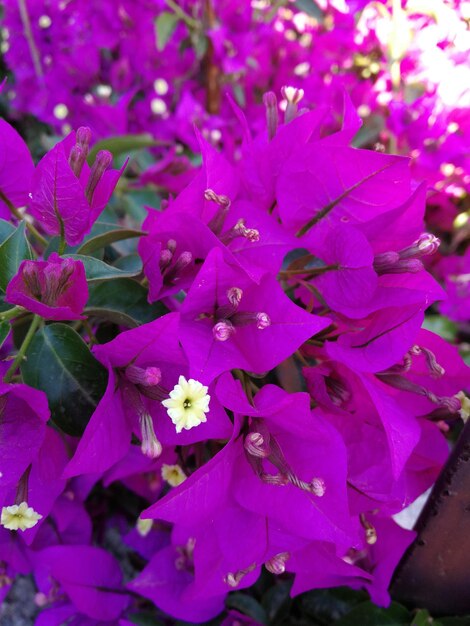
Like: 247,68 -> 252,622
125,364 -> 162,387
263,91 -> 279,140
213,319 -> 235,341
265,552 -> 290,575
85,149 -> 113,203
244,432 -> 270,458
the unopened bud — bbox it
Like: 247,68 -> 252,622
159,248 -> 173,270
76,126 -> 92,151
85,150 -> 113,203
204,188 -> 231,207
263,91 -> 279,140
69,145 -> 86,177
410,346 -> 445,377
265,552 -> 290,575
224,563 -> 257,588
360,514 -> 377,545
256,312 -> 271,329
244,432 -> 270,458
234,218 -> 260,242
213,320 -> 235,342
140,413 -> 162,459
227,287 -> 243,307
125,364 -> 162,387
309,477 -> 326,497
22,263 -> 42,299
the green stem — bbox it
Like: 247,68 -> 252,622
17,0 -> 44,81
164,0 -> 199,28
3,314 -> 41,383
0,190 -> 48,247
57,234 -> 66,255
0,306 -> 25,322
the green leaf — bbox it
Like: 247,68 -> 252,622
87,134 -> 163,163
226,593 -> 268,624
335,601 -> 411,626
294,0 -> 324,19
411,609 -> 433,626
300,587 -> 368,624
0,222 -> 33,293
353,115 -> 385,148
128,613 -> 165,626
113,254 -> 143,274
77,228 -> 145,255
63,254 -> 141,282
262,581 -> 293,623
155,11 -> 179,51
0,321 -> 10,349
86,279 -> 167,327
21,324 -> 108,436
423,315 -> 458,341
0,218 -> 15,244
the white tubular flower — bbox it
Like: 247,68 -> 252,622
162,376 -> 210,433
1,502 -> 42,531
161,463 -> 187,487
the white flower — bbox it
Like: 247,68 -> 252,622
162,376 -> 210,433
1,502 -> 42,531
161,463 -> 187,487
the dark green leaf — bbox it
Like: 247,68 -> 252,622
262,580 -> 293,623
335,601 -> 411,626
113,254 -> 143,274
77,228 -> 145,255
0,321 -> 10,349
86,279 -> 167,327
0,218 -> 15,244
87,134 -> 163,163
21,323 -> 108,436
439,619 -> 470,626
226,593 -> 268,624
411,609 -> 433,626
300,587 -> 369,624
155,11 -> 179,51
128,613 -> 165,626
63,254 -> 141,282
0,222 -> 33,293
294,0 -> 324,19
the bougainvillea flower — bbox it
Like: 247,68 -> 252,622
276,146 -> 412,238
0,119 -> 35,219
29,127 -> 126,245
5,253 -> 88,320
128,525 -> 226,623
143,379 -> 358,601
0,383 -> 49,509
179,247 -> 330,382
33,545 -> 129,621
326,306 -> 425,373
63,313 -> 232,477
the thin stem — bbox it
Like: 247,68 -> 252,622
279,264 -> 339,278
17,0 -> 44,81
3,314 -> 41,383
0,189 -> 48,247
164,0 -> 199,28
57,233 -> 66,255
0,306 -> 25,322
